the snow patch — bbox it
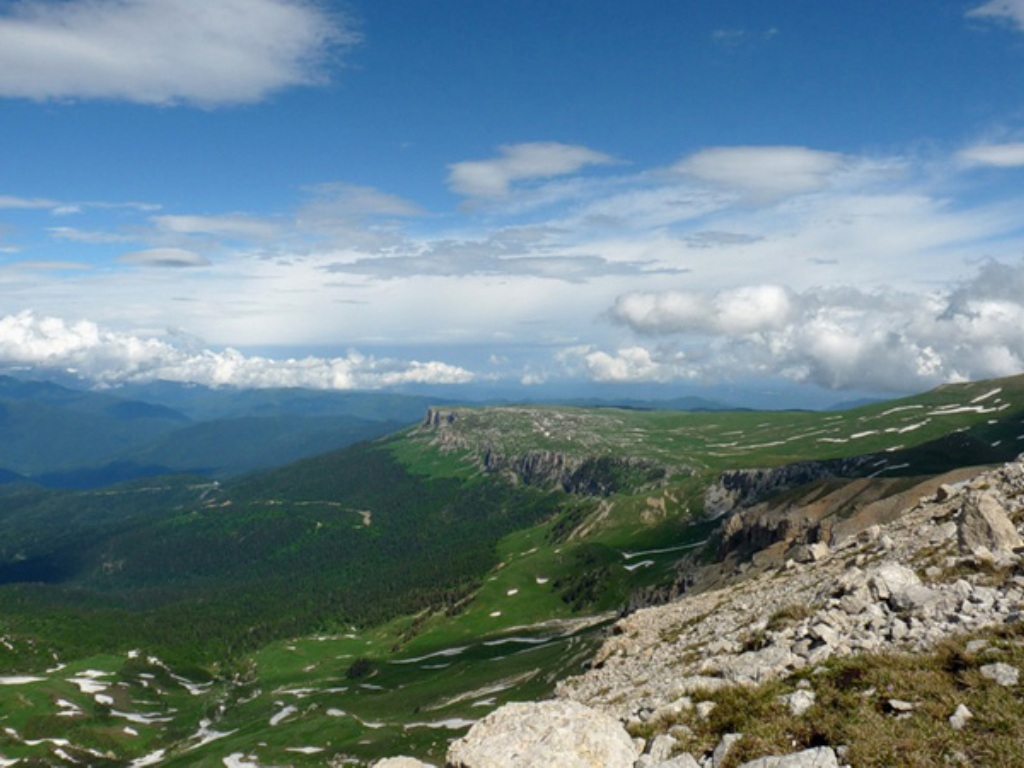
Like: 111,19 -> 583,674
971,388 -> 1002,403
404,718 -> 477,730
391,646 -> 469,665
850,430 -> 879,439
624,559 -> 655,572
110,709 -> 175,725
269,705 -> 298,726
622,541 -> 705,559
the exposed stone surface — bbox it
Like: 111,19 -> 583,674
445,700 -> 638,768
373,759 -> 435,768
703,460 -> 872,520
959,491 -> 1023,557
710,733 -> 742,767
979,662 -> 1020,687
650,755 -> 701,768
375,457 -> 1024,767
736,747 -> 840,768
779,689 -> 816,717
558,458 -> 1024,726
949,704 -> 973,731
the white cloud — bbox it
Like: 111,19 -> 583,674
152,214 -> 282,241
0,0 -> 358,106
11,260 -> 91,271
674,146 -> 844,200
0,195 -> 57,209
612,285 -> 793,335
967,0 -> 1024,31
118,248 -> 211,268
301,183 -> 425,219
49,226 -> 133,244
959,142 -> 1024,167
582,346 -> 679,383
448,142 -> 616,198
0,311 -> 474,389
602,261 -> 1024,391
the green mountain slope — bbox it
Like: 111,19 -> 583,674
0,376 -> 445,486
1,374 -> 1024,765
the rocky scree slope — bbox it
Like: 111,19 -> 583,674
552,456 -> 1024,766
377,455 -> 1024,767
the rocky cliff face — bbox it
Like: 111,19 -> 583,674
420,408 -> 668,496
702,457 -> 875,520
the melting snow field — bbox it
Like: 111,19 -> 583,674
0,676 -> 45,685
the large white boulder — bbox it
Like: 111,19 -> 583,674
446,700 -> 638,768
959,492 -> 1022,557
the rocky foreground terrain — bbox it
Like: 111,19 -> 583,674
371,454 -> 1024,767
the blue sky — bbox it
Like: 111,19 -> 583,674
2,0 -> 1024,402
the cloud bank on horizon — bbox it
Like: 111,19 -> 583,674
1,0 -> 1024,395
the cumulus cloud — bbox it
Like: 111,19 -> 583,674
967,0 -> 1024,31
448,142 -> 616,198
674,146 -> 845,200
0,0 -> 357,106
600,261 -> 1024,392
959,142 -> 1024,168
118,248 -> 211,268
0,312 -> 474,389
612,285 -> 794,335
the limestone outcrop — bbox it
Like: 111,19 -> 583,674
556,457 -> 1024,764
445,700 -> 638,768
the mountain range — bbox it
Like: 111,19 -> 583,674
0,373 -> 1022,765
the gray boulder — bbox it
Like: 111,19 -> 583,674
446,700 -> 638,768
737,746 -> 840,768
980,662 -> 1020,687
373,759 -> 435,768
868,563 -> 921,603
649,755 -> 701,768
959,492 -> 1022,557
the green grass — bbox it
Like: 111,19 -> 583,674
5,373 -> 1024,763
632,624 -> 1024,768
412,374 -> 1024,477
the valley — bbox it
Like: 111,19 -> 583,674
1,374 -> 1024,765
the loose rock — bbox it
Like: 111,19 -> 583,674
949,704 -> 973,731
980,662 -> 1020,687
446,700 -> 638,768
736,746 -> 840,768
